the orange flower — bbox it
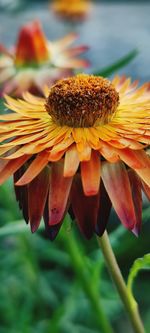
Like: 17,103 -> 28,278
51,0 -> 91,22
0,21 -> 89,96
0,74 -> 150,239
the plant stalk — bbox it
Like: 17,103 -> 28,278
97,231 -> 145,333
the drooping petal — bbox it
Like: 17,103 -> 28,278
45,220 -> 62,241
81,151 -> 101,196
135,168 -> 150,187
71,175 -> 99,239
0,159 -> 9,172
77,144 -> 91,161
48,149 -> 66,162
141,181 -> 150,201
15,151 -> 49,185
95,181 -> 112,236
48,160 -> 73,225
100,142 -> 119,163
0,155 -> 29,185
128,170 -> 142,236
28,167 -> 50,232
44,198 -> 63,240
14,166 -> 29,223
64,144 -> 79,177
113,138 -> 144,150
117,148 -> 150,169
102,161 -> 136,230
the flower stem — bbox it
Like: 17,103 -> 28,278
97,231 -> 145,333
62,227 -> 114,333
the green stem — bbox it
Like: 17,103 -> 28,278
97,231 -> 145,333
63,228 -> 114,333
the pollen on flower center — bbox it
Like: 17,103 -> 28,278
45,74 -> 119,127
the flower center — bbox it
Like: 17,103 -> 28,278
45,74 -> 119,127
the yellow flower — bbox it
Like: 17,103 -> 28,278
0,74 -> 150,239
51,0 -> 91,22
0,20 -> 89,96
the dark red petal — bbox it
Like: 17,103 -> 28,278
14,166 -> 29,223
141,181 -> 150,201
102,161 -> 136,230
48,160 -> 72,225
95,181 -> 112,236
28,167 -> 50,233
128,170 -> 142,236
71,174 -> 99,239
43,199 -> 62,241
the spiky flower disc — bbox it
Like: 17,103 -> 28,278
0,74 -> 150,239
45,75 -> 119,127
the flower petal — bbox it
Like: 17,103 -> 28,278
43,198 -> 63,240
77,143 -> 91,161
14,166 -> 29,223
100,142 -> 119,163
48,160 -> 73,225
118,148 -> 150,169
0,155 -> 29,185
64,144 -> 79,177
28,167 -> 50,232
54,33 -> 78,49
102,161 -> 136,230
71,175 -> 99,239
16,151 -> 49,185
64,45 -> 89,57
135,168 -> 150,187
95,181 -> 112,236
81,151 -> 101,196
128,170 -> 142,236
48,149 -> 66,162
141,181 -> 150,200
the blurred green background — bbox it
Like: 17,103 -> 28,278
0,1 -> 150,332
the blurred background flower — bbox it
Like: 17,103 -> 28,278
0,20 -> 89,96
51,0 -> 91,23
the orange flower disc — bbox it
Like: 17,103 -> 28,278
45,75 -> 119,127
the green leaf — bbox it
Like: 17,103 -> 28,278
0,220 -> 28,237
93,49 -> 138,77
127,253 -> 150,295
